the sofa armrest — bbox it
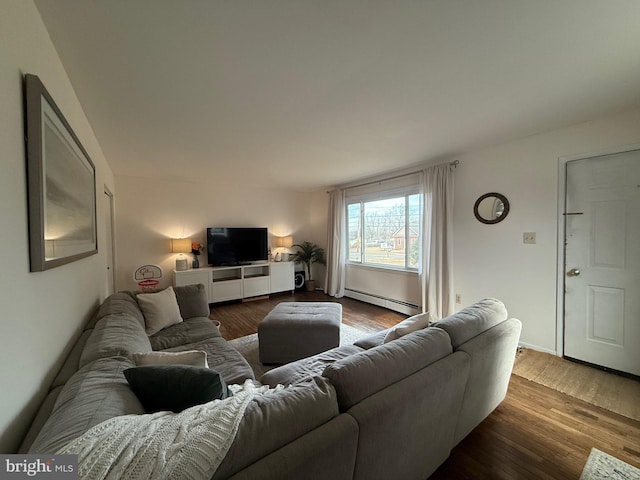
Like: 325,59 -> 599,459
214,377 -> 339,479
224,414 -> 358,480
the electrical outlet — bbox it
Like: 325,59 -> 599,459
523,232 -> 536,244
455,293 -> 461,304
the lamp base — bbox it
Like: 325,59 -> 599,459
175,258 -> 189,271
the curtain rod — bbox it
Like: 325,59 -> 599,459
327,159 -> 459,194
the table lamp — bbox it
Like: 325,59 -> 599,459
276,236 -> 293,261
171,238 -> 192,271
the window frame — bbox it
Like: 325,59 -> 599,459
346,189 -> 422,272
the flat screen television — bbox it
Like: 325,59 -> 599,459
207,227 -> 268,266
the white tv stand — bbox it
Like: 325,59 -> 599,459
173,262 -> 294,304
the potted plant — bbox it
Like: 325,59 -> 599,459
290,241 -> 326,291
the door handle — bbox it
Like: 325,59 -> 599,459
567,268 -> 581,277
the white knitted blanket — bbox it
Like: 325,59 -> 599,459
58,380 -> 280,480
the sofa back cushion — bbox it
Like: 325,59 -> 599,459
29,356 -> 144,454
431,298 -> 507,349
51,330 -> 93,388
93,291 -> 145,329
79,313 -> 152,368
323,327 -> 452,411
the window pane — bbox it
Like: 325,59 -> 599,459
347,203 -> 362,262
408,194 -> 421,268
363,197 -> 406,268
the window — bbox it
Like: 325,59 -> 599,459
347,193 -> 421,270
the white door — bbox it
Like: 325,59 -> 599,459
563,149 -> 640,376
104,188 -> 116,296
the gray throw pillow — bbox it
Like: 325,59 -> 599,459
173,283 -> 210,319
123,365 -> 229,413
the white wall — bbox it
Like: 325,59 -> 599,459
0,1 -> 115,452
454,107 -> 640,353
114,176 -> 313,291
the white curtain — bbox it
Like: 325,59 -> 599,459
324,189 -> 346,297
420,163 -> 455,319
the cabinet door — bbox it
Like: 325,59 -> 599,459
211,279 -> 243,302
244,276 -> 270,298
270,262 -> 294,293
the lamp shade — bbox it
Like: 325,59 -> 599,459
171,238 -> 192,253
276,236 -> 293,248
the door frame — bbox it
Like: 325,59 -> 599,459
104,185 -> 116,295
555,142 -> 640,356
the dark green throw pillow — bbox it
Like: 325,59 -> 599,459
123,365 -> 229,413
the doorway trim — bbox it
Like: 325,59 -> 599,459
555,142 -> 640,357
104,185 -> 116,295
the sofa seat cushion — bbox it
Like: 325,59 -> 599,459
323,327 -> 453,411
29,356 -> 145,454
149,317 -> 220,350
213,377 -> 339,479
164,337 -> 255,384
79,313 -> 152,368
261,345 -> 364,387
431,298 -> 508,349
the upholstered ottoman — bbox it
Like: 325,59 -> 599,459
258,302 -> 342,364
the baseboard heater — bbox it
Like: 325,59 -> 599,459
345,289 -> 420,316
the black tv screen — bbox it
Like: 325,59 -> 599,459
207,227 -> 268,266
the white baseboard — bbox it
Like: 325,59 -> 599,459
345,289 -> 420,316
518,341 -> 557,356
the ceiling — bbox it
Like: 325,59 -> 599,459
34,0 -> 640,192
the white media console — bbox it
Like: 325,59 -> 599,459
173,261 -> 295,303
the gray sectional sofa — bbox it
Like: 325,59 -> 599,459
20,285 -> 521,480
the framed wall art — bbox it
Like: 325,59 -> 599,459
24,74 -> 97,272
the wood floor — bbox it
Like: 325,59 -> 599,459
209,292 -> 640,478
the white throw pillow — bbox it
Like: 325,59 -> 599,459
383,312 -> 432,344
132,350 -> 208,368
137,286 -> 184,335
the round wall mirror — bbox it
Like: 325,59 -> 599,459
474,192 -> 510,224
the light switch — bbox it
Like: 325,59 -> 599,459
523,232 -> 536,244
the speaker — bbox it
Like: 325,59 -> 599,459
294,271 -> 306,290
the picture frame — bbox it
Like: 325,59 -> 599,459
24,74 -> 97,272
